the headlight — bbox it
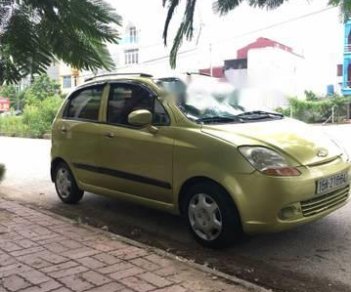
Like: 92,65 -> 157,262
239,146 -> 300,176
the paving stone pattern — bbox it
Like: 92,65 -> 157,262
0,199 -> 251,292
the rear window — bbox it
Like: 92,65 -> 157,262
64,85 -> 104,121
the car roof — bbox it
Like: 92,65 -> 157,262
73,72 -> 217,96
79,73 -> 154,88
85,72 -> 153,82
80,72 -> 213,87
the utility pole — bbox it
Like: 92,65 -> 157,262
71,68 -> 79,87
209,43 -> 213,77
29,57 -> 34,85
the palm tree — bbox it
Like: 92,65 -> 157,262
162,0 -> 350,68
0,0 -> 121,85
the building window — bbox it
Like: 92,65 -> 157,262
129,26 -> 137,43
63,76 -> 72,88
337,64 -> 343,77
124,49 -> 139,65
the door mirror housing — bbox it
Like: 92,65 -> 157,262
128,109 -> 153,127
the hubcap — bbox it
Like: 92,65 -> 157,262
188,193 -> 222,241
56,168 -> 72,199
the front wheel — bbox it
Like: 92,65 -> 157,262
184,182 -> 242,248
54,162 -> 84,204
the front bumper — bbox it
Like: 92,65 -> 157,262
226,157 -> 351,234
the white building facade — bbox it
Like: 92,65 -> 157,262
224,39 -> 306,110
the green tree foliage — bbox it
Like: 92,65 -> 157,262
0,83 -> 17,103
0,74 -> 59,109
0,0 -> 121,85
24,74 -> 60,103
0,75 -> 63,137
162,0 -> 351,68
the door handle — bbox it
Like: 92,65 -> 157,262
105,132 -> 114,138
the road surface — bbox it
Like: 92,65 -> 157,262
1,124 -> 351,291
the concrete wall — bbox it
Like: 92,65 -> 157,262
225,69 -> 247,89
248,47 -> 305,97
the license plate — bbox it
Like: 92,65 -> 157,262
316,172 -> 349,195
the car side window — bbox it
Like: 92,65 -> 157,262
108,83 -> 160,126
64,85 -> 103,121
153,99 -> 170,125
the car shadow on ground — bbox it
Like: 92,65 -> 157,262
44,191 -> 350,292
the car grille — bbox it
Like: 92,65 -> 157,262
301,186 -> 350,217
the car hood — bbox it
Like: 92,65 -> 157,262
201,118 -> 342,166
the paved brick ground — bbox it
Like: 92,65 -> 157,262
0,199 -> 256,292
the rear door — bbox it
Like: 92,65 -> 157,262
52,83 -> 108,186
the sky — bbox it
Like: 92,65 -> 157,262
109,0 -> 345,93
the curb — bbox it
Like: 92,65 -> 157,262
0,133 -> 51,139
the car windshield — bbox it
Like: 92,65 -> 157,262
156,75 -> 283,124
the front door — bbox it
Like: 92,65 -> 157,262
96,82 -> 174,203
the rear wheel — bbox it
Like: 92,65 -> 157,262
54,162 -> 84,204
183,181 -> 242,248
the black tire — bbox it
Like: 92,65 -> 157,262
54,162 -> 84,204
183,181 -> 242,248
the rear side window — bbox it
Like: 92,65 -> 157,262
64,85 -> 103,121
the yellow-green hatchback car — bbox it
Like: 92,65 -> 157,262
51,73 -> 351,247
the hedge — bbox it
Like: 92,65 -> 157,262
276,95 -> 351,123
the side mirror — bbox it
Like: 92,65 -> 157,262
128,109 -> 153,127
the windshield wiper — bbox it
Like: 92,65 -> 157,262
196,116 -> 243,124
236,110 -> 283,120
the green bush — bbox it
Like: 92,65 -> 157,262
0,95 -> 62,138
0,115 -> 29,136
0,74 -> 63,137
0,164 -> 5,182
22,95 -> 63,137
277,95 -> 351,123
